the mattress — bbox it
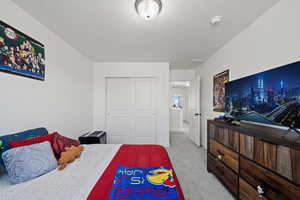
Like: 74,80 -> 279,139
0,144 -> 121,200
0,144 -> 185,200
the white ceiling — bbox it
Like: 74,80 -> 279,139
12,0 -> 279,69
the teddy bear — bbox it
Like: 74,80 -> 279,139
58,145 -> 84,170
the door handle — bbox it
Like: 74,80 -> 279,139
195,113 -> 201,116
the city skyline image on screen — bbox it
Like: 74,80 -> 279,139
225,61 -> 300,129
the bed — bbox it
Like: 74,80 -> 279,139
0,144 -> 185,200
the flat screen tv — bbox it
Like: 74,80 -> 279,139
225,61 -> 300,130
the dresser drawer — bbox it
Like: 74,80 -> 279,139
208,153 -> 238,196
210,139 -> 239,173
240,156 -> 300,200
214,127 -> 239,151
239,178 -> 268,200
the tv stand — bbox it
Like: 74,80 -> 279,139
207,119 -> 300,199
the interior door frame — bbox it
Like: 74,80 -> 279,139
105,76 -> 157,144
195,75 -> 201,146
189,75 -> 201,147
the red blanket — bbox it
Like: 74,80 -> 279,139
87,144 -> 185,200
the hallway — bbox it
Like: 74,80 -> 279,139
167,131 -> 234,200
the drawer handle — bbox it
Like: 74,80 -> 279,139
216,150 -> 225,161
216,154 -> 224,161
257,185 -> 265,197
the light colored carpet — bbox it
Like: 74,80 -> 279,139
167,131 -> 234,200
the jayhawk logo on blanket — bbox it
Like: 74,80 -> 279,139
109,165 -> 179,200
147,168 -> 176,188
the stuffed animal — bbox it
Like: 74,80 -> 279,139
58,145 -> 84,170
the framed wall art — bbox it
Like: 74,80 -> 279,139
0,20 -> 45,80
213,69 -> 229,112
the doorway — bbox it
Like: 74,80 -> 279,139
169,81 -> 190,133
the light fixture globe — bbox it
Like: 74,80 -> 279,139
135,0 -> 162,20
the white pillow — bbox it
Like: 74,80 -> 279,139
2,141 -> 57,184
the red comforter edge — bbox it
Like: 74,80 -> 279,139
87,144 -> 185,200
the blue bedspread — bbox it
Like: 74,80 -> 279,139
109,165 -> 180,200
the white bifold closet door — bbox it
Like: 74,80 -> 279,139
106,77 -> 156,144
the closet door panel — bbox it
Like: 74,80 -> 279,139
106,78 -> 132,143
106,77 -> 157,144
132,78 -> 156,144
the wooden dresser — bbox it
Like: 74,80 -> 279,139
207,119 -> 300,200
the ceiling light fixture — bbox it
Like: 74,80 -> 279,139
135,0 -> 162,20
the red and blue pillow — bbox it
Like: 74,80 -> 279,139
0,128 -> 81,184
9,132 -> 57,149
0,128 -> 81,168
0,128 -> 48,166
9,132 -> 80,159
